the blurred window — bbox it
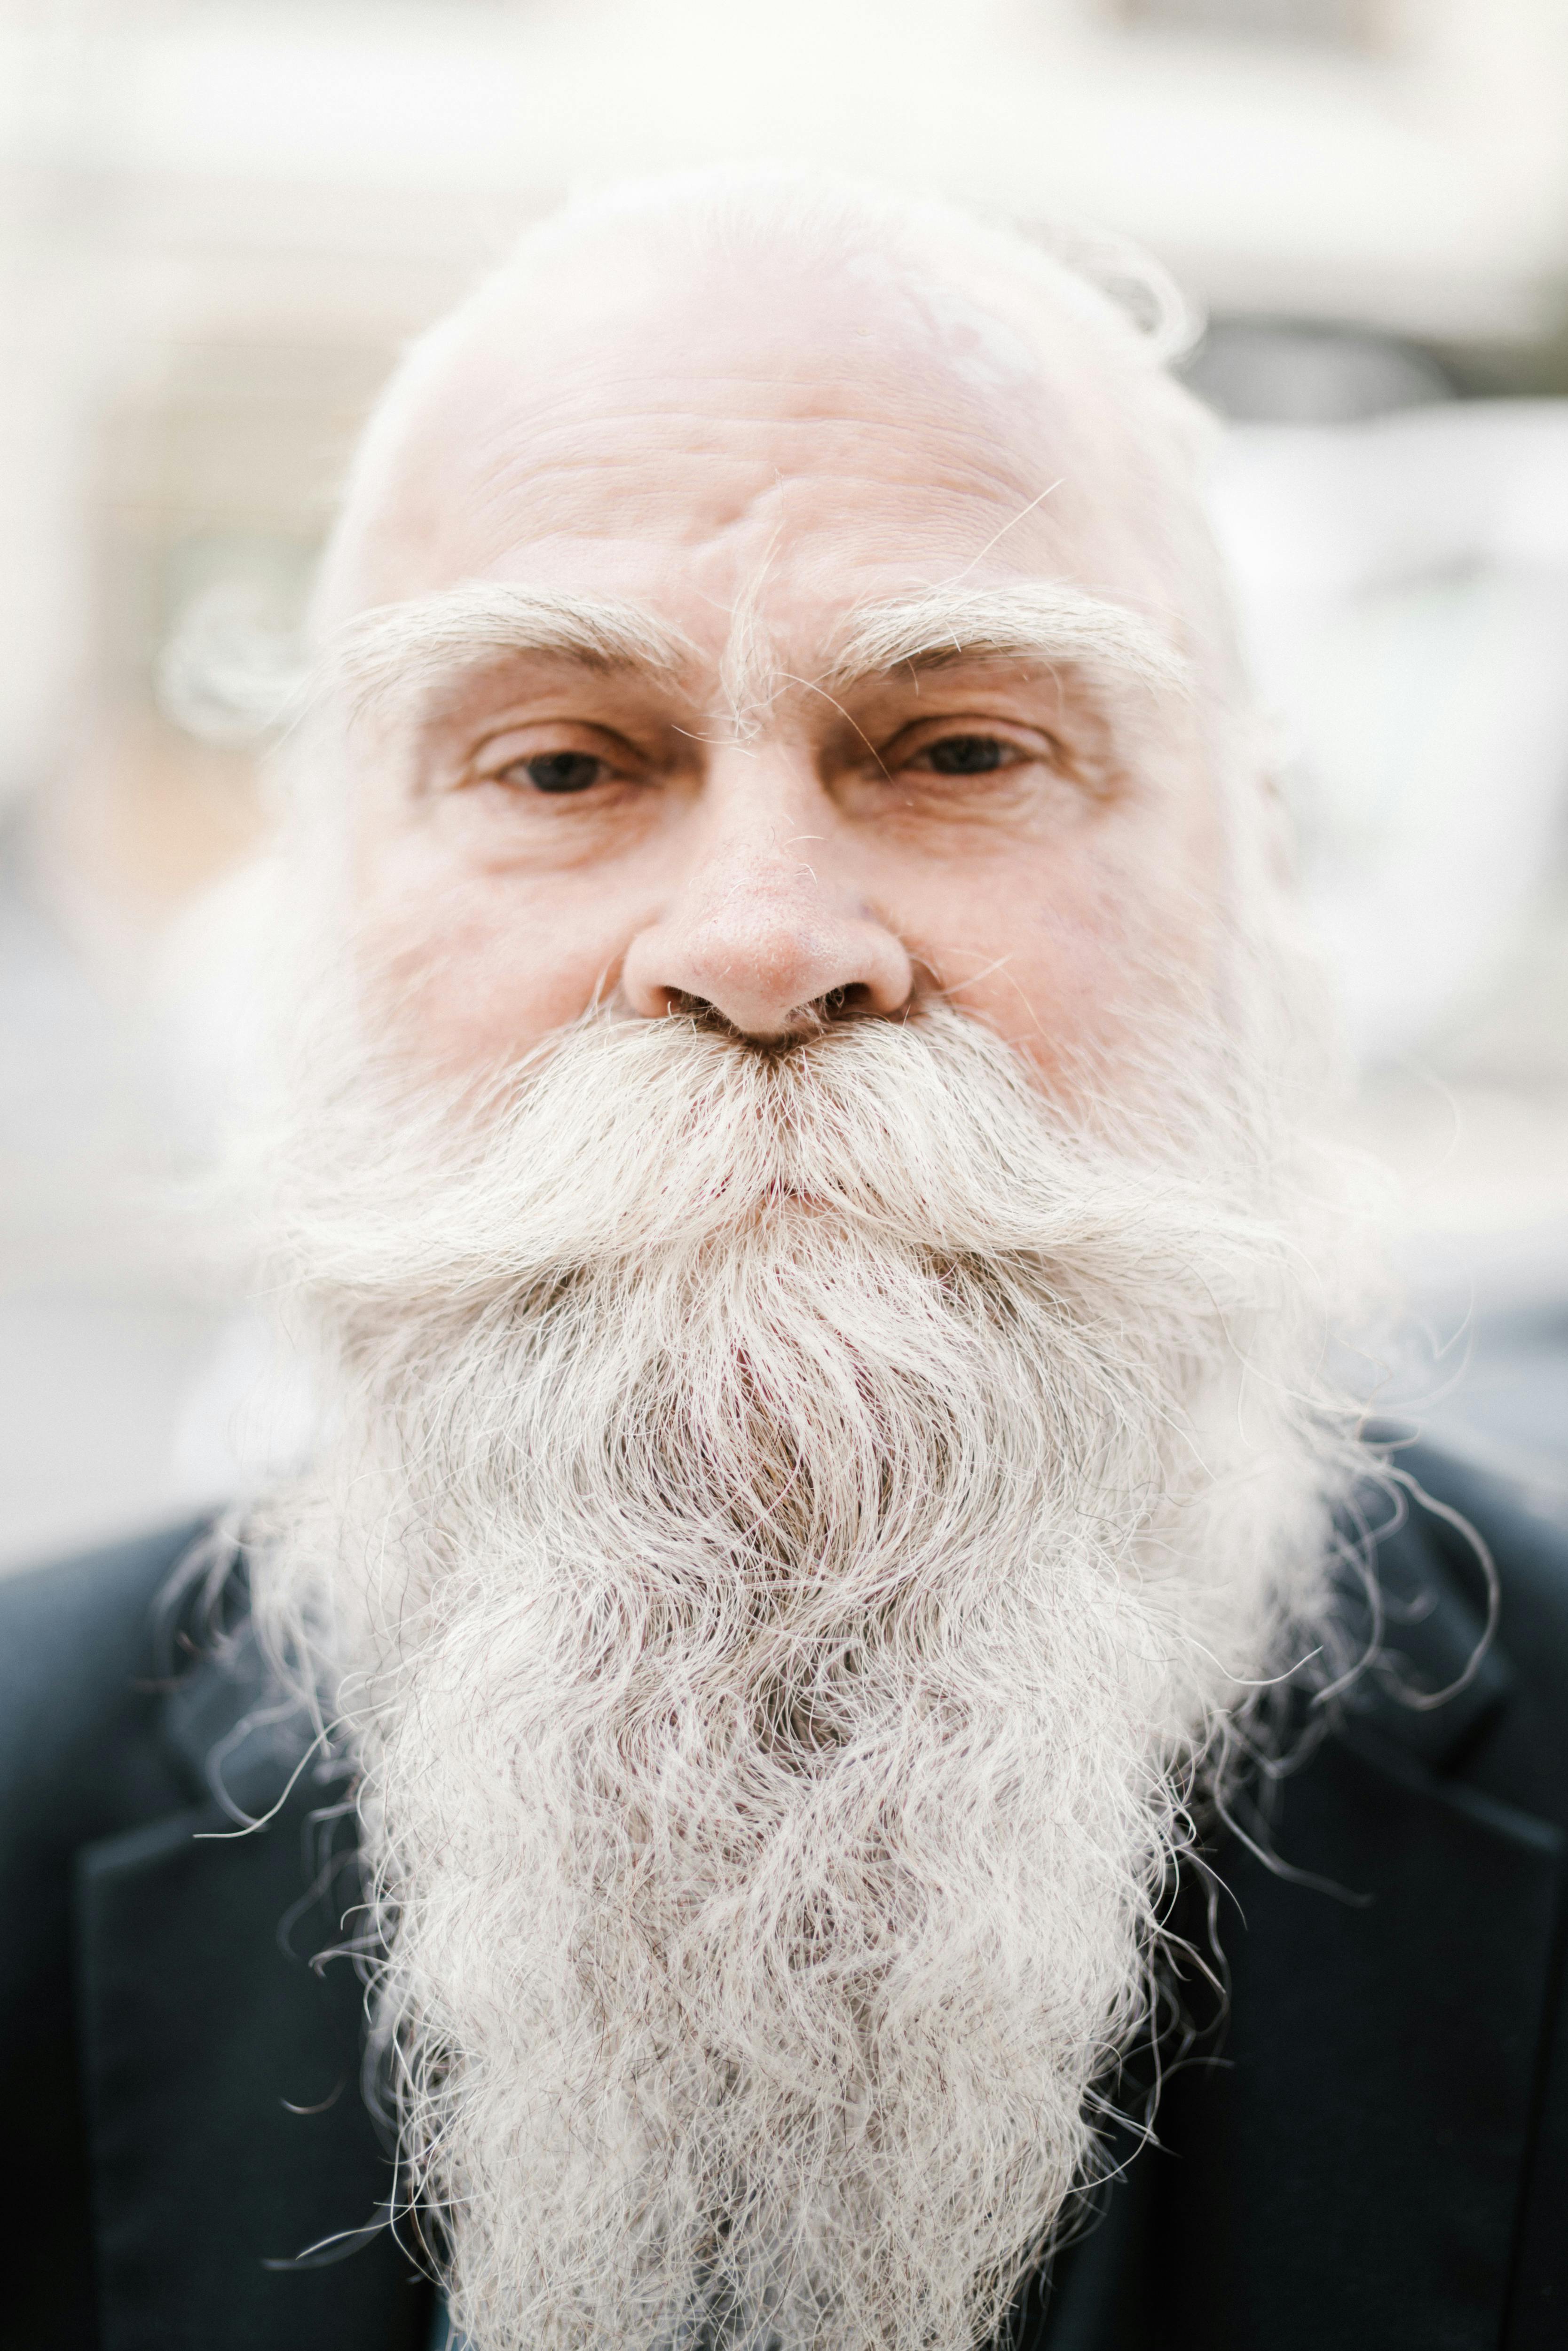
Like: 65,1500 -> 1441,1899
1112,0 -> 1380,45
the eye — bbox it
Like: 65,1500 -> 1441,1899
497,750 -> 608,795
908,734 -> 1018,777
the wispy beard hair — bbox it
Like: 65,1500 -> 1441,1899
244,994 -> 1372,2351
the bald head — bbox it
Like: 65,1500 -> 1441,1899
319,170 -> 1221,647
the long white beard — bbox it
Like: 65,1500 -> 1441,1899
247,1000 -> 1367,2351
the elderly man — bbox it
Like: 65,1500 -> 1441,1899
5,171 -> 1567,2351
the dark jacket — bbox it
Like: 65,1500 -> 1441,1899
3,1440 -> 1567,2351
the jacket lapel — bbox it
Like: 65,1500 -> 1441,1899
1146,1729 -> 1565,2351
74,1642 -> 433,2351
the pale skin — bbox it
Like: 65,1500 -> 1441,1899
321,235 -> 1226,1089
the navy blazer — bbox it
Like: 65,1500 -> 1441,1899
3,1440 -> 1567,2351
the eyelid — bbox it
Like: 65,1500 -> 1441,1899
469,719 -> 641,781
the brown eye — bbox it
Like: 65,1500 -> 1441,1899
914,735 -> 1012,776
500,751 -> 606,794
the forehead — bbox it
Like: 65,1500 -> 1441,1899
329,237 -> 1177,653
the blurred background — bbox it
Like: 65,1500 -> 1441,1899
3,0 -> 1568,1570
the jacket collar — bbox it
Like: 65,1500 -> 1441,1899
75,1464 -> 1565,2351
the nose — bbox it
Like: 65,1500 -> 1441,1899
620,781 -> 914,1041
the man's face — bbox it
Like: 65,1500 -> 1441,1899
327,237 -> 1225,1089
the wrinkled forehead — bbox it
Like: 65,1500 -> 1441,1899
317,223 -> 1207,675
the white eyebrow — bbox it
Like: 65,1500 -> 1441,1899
320,584 -> 699,720
315,578 -> 1186,736
823,585 -> 1188,698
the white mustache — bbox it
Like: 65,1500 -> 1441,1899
266,999 -> 1292,1318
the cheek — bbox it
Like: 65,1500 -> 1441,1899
351,844 -> 629,1073
916,814 -> 1223,1090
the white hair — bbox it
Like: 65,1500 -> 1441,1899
239,972 -> 1374,2351
507,163 -> 1202,363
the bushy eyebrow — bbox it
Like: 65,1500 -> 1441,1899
316,577 -> 1186,734
824,586 -> 1188,699
320,584 -> 699,721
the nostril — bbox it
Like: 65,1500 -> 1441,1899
656,985 -> 879,1048
662,992 -> 761,1041
663,990 -> 720,1024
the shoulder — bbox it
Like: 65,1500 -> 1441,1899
0,1517 -> 217,1865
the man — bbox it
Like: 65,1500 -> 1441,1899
4,170 -> 1566,2351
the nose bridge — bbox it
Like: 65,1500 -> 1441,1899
620,744 -> 914,1037
693,747 -> 829,918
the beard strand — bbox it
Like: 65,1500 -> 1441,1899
244,1000 -> 1370,2351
